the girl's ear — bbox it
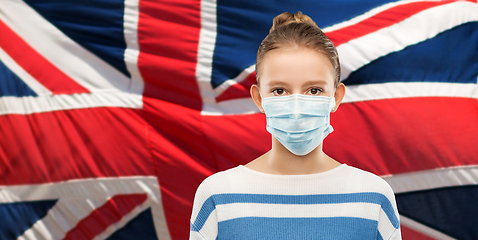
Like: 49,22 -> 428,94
250,84 -> 264,113
332,83 -> 346,113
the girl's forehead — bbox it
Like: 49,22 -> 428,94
260,48 -> 336,86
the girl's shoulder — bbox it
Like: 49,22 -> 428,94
193,166 -> 244,198
337,165 -> 396,199
198,166 -> 243,187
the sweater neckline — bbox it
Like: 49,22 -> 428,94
237,164 -> 347,178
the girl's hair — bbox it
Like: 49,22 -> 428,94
255,11 -> 340,87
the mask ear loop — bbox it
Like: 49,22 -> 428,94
260,99 -> 265,114
259,91 -> 265,114
331,90 -> 338,113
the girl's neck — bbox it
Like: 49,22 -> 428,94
246,137 -> 341,175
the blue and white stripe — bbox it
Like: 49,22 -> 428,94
190,165 -> 401,240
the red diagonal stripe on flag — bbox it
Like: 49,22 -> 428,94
62,193 -> 148,240
0,19 -> 89,95
401,226 -> 436,240
326,0 -> 468,47
215,72 -> 256,102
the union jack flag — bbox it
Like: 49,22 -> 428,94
0,0 -> 477,239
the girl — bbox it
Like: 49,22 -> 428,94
190,11 -> 401,240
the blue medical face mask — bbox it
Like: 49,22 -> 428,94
261,94 -> 336,156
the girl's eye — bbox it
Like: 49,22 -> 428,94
308,88 -> 322,95
272,88 -> 286,95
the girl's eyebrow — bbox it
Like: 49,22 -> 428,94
302,80 -> 328,86
267,80 -> 290,87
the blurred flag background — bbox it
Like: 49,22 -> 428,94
0,0 -> 477,239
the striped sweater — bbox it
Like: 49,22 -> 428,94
190,164 -> 401,240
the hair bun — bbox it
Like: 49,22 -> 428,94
270,11 -> 319,33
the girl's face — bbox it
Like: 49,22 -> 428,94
251,47 -> 345,112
